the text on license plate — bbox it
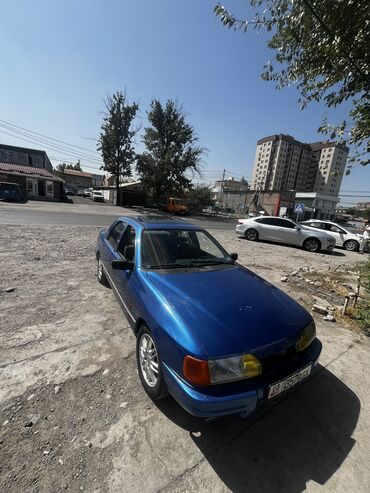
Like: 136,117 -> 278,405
268,365 -> 312,399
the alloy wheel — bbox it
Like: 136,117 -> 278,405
139,334 -> 159,387
97,259 -> 103,280
305,239 -> 319,252
246,229 -> 258,241
344,240 -> 358,251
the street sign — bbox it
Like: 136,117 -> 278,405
294,203 -> 305,214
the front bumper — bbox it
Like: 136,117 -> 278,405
163,338 -> 322,418
235,225 -> 245,235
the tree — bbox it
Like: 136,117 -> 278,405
136,100 -> 204,201
56,160 -> 82,171
187,184 -> 215,211
214,1 -> 369,170
98,91 -> 139,205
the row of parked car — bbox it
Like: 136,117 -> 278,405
236,215 -> 362,253
64,187 -> 105,202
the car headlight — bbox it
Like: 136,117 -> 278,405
296,321 -> 316,352
183,353 -> 262,386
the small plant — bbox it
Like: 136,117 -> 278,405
356,259 -> 370,335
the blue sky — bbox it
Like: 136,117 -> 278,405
0,0 -> 368,205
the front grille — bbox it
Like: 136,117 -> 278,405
261,345 -> 299,376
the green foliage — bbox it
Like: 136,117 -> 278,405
214,1 -> 370,168
56,161 -> 82,171
359,259 -> 370,293
187,184 -> 215,210
341,208 -> 370,219
97,91 -> 139,203
357,259 -> 370,335
136,100 -> 204,200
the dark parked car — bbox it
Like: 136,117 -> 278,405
0,182 -> 25,202
96,216 -> 322,418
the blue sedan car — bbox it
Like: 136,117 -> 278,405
96,216 -> 322,418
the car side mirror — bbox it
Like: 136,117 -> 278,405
295,226 -> 302,231
111,259 -> 134,271
230,252 -> 238,261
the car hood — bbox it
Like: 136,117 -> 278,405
146,266 -> 311,358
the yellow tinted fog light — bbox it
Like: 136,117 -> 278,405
296,321 -> 316,352
241,354 -> 262,378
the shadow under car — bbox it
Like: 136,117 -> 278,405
155,365 -> 360,493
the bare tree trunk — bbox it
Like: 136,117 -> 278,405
116,172 -> 120,206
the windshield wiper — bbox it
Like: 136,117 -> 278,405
180,259 -> 234,266
144,263 -> 193,269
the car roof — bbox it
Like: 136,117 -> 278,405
120,215 -> 202,231
251,215 -> 294,220
303,219 -> 339,225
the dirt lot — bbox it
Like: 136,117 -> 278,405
1,225 -> 369,493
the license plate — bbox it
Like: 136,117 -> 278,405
268,364 -> 312,399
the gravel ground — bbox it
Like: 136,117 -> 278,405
0,225 -> 369,493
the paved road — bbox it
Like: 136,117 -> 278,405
0,201 -> 236,230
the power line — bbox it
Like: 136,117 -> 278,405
49,157 -> 103,173
0,119 -> 100,156
0,126 -> 104,163
0,128 -> 104,165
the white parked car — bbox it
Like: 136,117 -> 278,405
91,190 -> 105,202
83,188 -> 92,197
301,220 -> 362,251
236,216 -> 336,253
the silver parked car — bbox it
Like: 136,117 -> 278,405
236,216 -> 336,253
301,220 -> 362,251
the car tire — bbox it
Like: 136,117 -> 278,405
343,240 -> 359,252
245,228 -> 259,241
136,325 -> 168,400
97,257 -> 109,286
303,238 -> 321,253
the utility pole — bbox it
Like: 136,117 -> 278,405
219,169 -> 226,209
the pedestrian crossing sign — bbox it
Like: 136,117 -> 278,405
294,203 -> 305,214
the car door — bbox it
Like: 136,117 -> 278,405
109,224 -> 138,323
100,220 -> 126,276
271,218 -> 300,245
324,224 -> 347,247
254,218 -> 278,241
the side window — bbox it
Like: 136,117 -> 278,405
307,222 -> 322,229
256,218 -> 277,225
264,218 -> 281,226
327,224 -> 344,233
108,221 -> 125,248
277,218 -> 296,229
117,226 -> 136,261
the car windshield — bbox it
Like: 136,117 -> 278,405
173,198 -> 186,205
94,192 -> 102,195
141,229 -> 233,269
